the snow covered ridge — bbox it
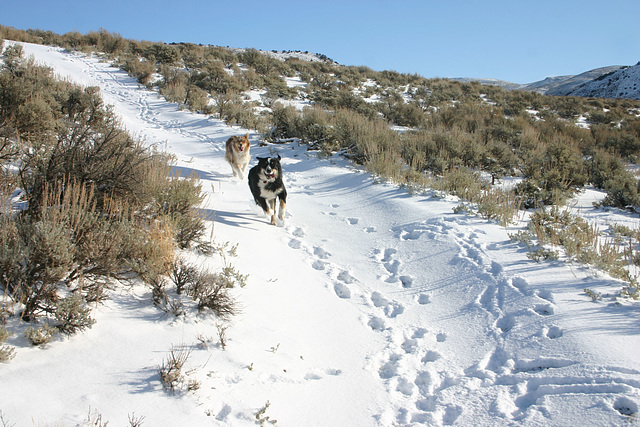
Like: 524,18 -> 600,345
227,46 -> 336,64
456,62 -> 640,100
568,63 -> 640,100
2,41 -> 640,427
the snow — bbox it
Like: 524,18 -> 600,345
570,64 -> 640,100
2,41 -> 640,427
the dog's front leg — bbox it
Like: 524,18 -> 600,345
278,199 -> 286,221
235,163 -> 244,180
268,199 -> 277,225
267,199 -> 278,225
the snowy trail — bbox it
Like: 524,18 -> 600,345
4,42 -> 640,426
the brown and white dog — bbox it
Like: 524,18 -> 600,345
225,133 -> 251,180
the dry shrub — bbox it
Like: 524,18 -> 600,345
25,324 -> 57,345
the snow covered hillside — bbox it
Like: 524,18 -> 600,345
457,63 -> 640,100
2,42 -> 640,427
567,63 -> 640,100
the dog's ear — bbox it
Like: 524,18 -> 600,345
277,155 -> 281,160
244,133 -> 249,139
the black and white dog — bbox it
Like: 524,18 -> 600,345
248,155 -> 287,225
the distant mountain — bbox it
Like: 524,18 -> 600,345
455,62 -> 640,100
452,77 -> 524,91
566,63 -> 640,99
534,66 -> 626,95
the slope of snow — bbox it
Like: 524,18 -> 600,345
455,65 -> 639,100
2,42 -> 640,427
569,64 -> 640,100
531,66 -> 625,96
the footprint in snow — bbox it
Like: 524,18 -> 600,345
304,372 -> 323,380
443,404 -> 463,425
396,377 -> 415,396
533,303 -> 555,316
215,404 -> 232,422
496,314 -> 516,333
414,371 -> 434,396
334,282 -> 351,299
402,338 -> 419,354
378,354 -> 402,379
371,291 -> 404,318
292,227 -> 306,237
288,239 -> 302,249
399,276 -> 414,288
614,396 -> 639,417
312,260 -> 327,270
368,316 -> 387,331
535,289 -> 555,303
381,248 -> 397,261
422,350 -> 441,363
544,325 -> 563,339
412,328 -> 428,339
314,246 -> 331,259
337,270 -> 355,284
417,294 -> 431,305
510,276 -> 532,296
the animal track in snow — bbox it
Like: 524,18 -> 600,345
314,246 -> 331,259
417,294 -> 431,304
337,270 -> 355,284
334,282 -> 351,299
381,248 -> 397,261
513,357 -> 576,373
533,303 -> 555,316
312,260 -> 327,270
545,325 -> 563,339
368,316 -> 387,331
402,338 -> 419,354
288,239 -> 302,249
442,404 -> 463,425
412,328 -> 428,339
379,354 -> 402,379
215,404 -> 232,422
422,350 -> 442,363
414,371 -> 434,396
399,276 -> 413,288
511,277 -> 532,295
370,291 -> 404,318
375,247 -> 414,285
496,314 -> 516,333
396,377 -> 415,396
291,227 -> 306,238
614,396 -> 638,416
384,259 -> 401,279
535,289 -> 555,303
304,368 -> 342,381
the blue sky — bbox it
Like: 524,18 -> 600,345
2,0 -> 639,83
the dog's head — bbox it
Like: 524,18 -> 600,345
231,133 -> 250,152
256,155 -> 282,181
